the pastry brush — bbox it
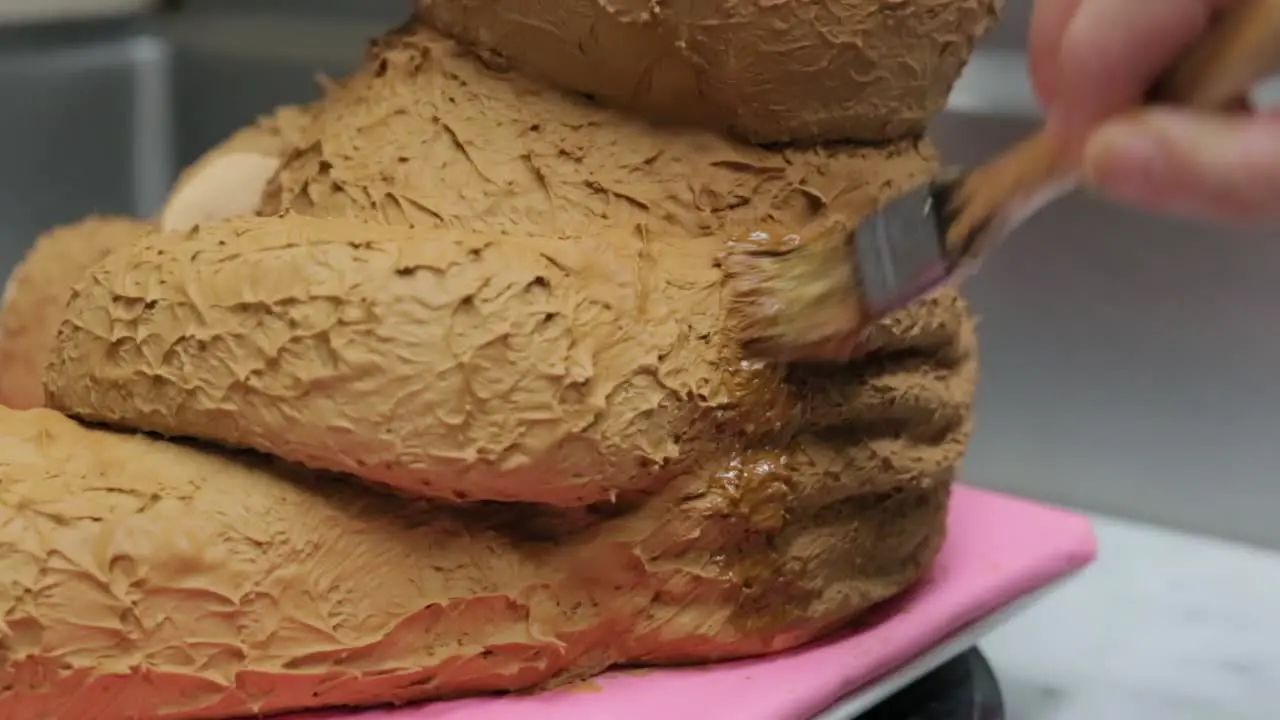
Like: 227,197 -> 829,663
725,0 -> 1280,362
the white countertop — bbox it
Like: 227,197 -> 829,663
983,514 -> 1280,719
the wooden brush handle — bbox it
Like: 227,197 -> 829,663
946,0 -> 1280,253
1038,0 -> 1280,162
1153,0 -> 1280,107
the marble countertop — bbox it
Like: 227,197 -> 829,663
983,513 -> 1280,719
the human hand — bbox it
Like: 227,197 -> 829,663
1030,0 -> 1280,222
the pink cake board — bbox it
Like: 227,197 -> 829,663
292,485 -> 1098,720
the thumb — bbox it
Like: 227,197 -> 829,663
1081,108 -> 1280,223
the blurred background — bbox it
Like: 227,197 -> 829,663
3,0 -> 1279,549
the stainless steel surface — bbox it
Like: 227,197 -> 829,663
0,0 -> 157,28
5,5 -> 1279,548
980,0 -> 1034,51
0,19 -> 173,272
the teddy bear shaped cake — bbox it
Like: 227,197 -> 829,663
0,1 -> 998,717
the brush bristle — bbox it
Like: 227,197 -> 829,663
723,230 -> 870,363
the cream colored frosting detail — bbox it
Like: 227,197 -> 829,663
159,153 -> 287,233
159,105 -> 314,232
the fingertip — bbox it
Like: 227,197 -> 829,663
1085,109 -> 1280,222
1051,10 -> 1112,137
1052,0 -> 1213,147
1081,117 -> 1169,208
1043,112 -> 1080,162
1028,0 -> 1084,109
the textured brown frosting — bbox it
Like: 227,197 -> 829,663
52,27 -> 971,507
416,0 -> 1003,144
261,25 -> 939,242
0,216 -> 150,410
7,17 -> 981,720
47,214 -> 974,507
0,406 -> 951,719
159,104 -> 314,232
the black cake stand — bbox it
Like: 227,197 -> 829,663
822,648 -> 1005,720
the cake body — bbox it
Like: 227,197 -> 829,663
2,7 -> 991,719
51,30 -> 971,508
416,0 -> 1003,143
0,406 -> 952,719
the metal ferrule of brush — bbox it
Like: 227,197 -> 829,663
853,182 -> 954,320
855,170 -> 1080,320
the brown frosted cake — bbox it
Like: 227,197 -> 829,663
0,2 -> 997,717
